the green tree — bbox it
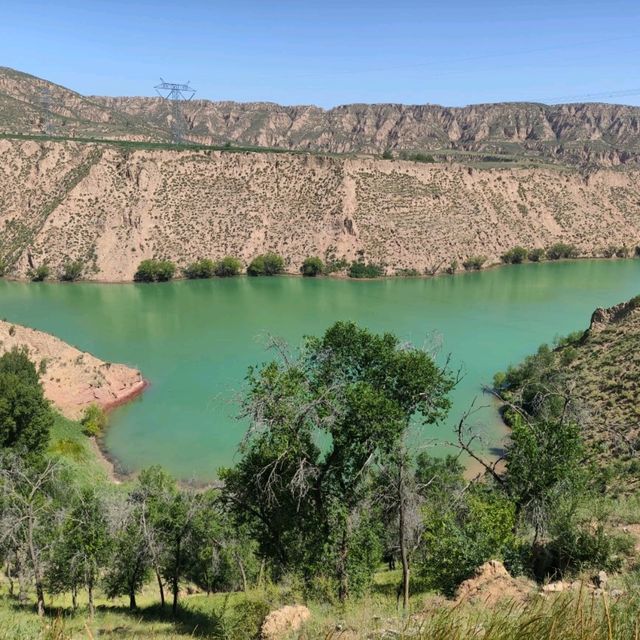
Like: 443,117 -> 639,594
30,265 -> 50,282
215,256 -> 243,277
247,252 -> 285,276
184,258 -> 215,279
0,348 -> 53,456
501,247 -> 528,264
134,259 -> 176,282
347,261 -> 384,278
222,322 -> 453,601
300,256 -> 324,277
60,260 -> 83,282
80,404 -> 107,437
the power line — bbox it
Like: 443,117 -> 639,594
154,79 -> 196,144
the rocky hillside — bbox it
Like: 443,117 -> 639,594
0,320 -> 145,419
2,138 -> 640,281
2,67 -> 640,166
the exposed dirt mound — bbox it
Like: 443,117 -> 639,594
261,605 -> 311,640
455,560 -> 535,606
0,320 -> 145,419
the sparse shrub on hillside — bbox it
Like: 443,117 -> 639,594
400,151 -> 436,163
300,256 -> 324,277
603,245 -> 619,258
325,257 -> 349,274
184,258 -> 215,279
381,149 -> 393,160
616,245 -> 630,258
30,265 -> 50,282
546,243 -> 578,260
501,247 -> 528,264
247,252 -> 285,276
134,259 -> 176,282
215,256 -> 242,277
528,248 -> 545,262
81,404 -> 107,437
446,260 -> 458,275
0,258 -> 7,277
396,268 -> 420,277
348,261 -> 384,278
60,260 -> 83,282
462,256 -> 487,271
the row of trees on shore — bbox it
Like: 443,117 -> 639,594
0,323 -> 632,618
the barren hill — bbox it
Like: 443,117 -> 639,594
3,67 -> 640,166
2,137 -> 640,281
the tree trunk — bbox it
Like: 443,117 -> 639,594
156,569 -> 165,607
338,528 -> 349,602
129,585 -> 137,610
398,461 -> 410,611
88,582 -> 95,618
72,586 -> 78,611
172,539 -> 181,616
236,555 -> 248,592
27,522 -> 45,617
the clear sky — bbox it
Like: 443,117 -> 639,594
2,0 -> 639,108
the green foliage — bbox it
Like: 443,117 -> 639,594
247,252 -> 285,276
0,348 -> 53,456
134,259 -> 176,282
400,151 -> 436,163
215,256 -> 242,277
348,261 -> 384,278
396,267 -> 420,276
419,484 -> 517,596
501,246 -> 528,264
462,256 -> 487,271
546,243 -> 579,260
300,256 -> 324,277
528,248 -> 545,262
184,258 -> 215,279
381,148 -> 393,159
80,404 -> 107,437
0,257 -> 8,276
60,260 -> 83,282
30,265 -> 50,282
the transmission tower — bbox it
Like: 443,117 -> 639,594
39,86 -> 54,136
154,78 -> 196,144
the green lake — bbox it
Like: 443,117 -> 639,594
1,259 -> 638,481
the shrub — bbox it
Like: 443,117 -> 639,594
462,256 -> 487,271
546,243 -> 578,260
184,258 -> 215,279
348,261 -> 384,278
528,248 -> 545,262
0,258 -> 7,276
300,256 -> 324,277
81,404 -> 107,437
446,260 -> 458,275
616,245 -> 630,258
134,259 -> 176,282
395,268 -> 420,277
60,260 -> 83,282
30,265 -> 50,282
215,256 -> 242,277
501,247 -> 528,264
247,252 -> 285,276
324,257 -> 349,274
381,149 -> 393,160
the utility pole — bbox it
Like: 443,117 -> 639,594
154,79 -> 196,144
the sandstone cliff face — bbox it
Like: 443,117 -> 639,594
1,139 -> 640,281
2,67 -> 640,167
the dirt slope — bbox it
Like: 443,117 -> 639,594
0,320 -> 145,419
2,138 -> 640,281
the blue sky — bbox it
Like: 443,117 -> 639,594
2,0 -> 639,107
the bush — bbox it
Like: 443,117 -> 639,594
462,256 -> 487,271
215,256 -> 242,277
528,248 -> 545,262
30,265 -> 50,282
324,257 -> 349,274
300,256 -> 324,277
247,252 -> 285,276
501,247 -> 528,264
184,258 -> 215,279
381,149 -> 393,160
134,259 -> 176,282
81,404 -> 107,437
348,261 -> 384,278
60,260 -> 83,281
546,243 -> 578,260
0,258 -> 7,276
396,268 -> 420,277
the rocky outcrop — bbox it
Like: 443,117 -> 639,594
0,320 -> 145,419
2,139 -> 640,281
455,560 -> 535,606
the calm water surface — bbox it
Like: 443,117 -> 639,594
1,260 -> 638,481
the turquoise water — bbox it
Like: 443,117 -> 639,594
0,260 -> 638,481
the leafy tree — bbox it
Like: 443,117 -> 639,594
48,488 -> 111,616
382,148 -> 393,160
300,257 -> 324,277
184,258 -> 215,279
0,348 -> 54,456
80,404 -> 107,437
102,498 -> 151,610
134,259 -> 176,282
462,256 -> 487,271
347,261 -> 384,278
155,260 -> 176,282
501,247 -> 528,264
60,260 -> 83,282
222,322 -> 453,601
527,248 -> 545,262
247,252 -> 285,276
546,243 -> 579,260
215,256 -> 243,277
30,265 -> 50,282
